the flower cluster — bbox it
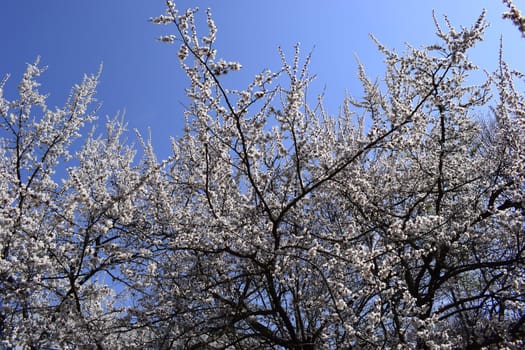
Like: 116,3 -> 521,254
502,0 -> 525,37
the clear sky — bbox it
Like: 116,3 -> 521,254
1,1 -> 523,159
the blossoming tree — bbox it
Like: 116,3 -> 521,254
1,1 -> 524,349
0,61 -> 162,348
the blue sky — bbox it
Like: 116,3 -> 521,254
1,1 -> 523,159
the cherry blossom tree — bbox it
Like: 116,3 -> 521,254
140,2 -> 524,349
1,1 -> 524,349
0,60 -> 161,348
